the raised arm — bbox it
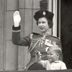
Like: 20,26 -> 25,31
12,11 -> 31,46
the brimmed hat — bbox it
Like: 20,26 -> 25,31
34,10 -> 54,21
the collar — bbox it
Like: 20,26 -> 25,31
53,60 -> 60,63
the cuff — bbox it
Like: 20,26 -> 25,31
12,25 -> 21,30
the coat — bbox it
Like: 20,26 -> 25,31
12,25 -> 62,70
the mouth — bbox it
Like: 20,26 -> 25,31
48,58 -> 52,62
39,26 -> 44,30
39,26 -> 45,31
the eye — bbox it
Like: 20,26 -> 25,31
48,53 -> 52,56
38,22 -> 41,24
50,53 -> 53,55
50,54 -> 53,55
42,21 -> 45,24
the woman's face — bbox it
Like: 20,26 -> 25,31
37,17 -> 49,33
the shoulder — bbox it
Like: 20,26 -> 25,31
52,60 -> 66,66
58,61 -> 67,69
30,32 -> 42,39
46,35 -> 60,41
50,35 -> 60,42
56,60 -> 66,65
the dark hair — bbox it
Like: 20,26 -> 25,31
47,19 -> 53,28
36,17 -> 53,28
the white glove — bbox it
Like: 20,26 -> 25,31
13,11 -> 21,27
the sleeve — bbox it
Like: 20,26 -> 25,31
12,25 -> 31,46
51,36 -> 62,49
60,62 -> 67,70
53,37 -> 62,52
38,60 -> 46,68
56,38 -> 62,49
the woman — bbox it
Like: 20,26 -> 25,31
12,10 -> 62,70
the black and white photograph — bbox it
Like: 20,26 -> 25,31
0,0 -> 72,71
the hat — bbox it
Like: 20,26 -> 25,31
34,10 -> 54,21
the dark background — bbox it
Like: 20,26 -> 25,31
61,0 -> 72,69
